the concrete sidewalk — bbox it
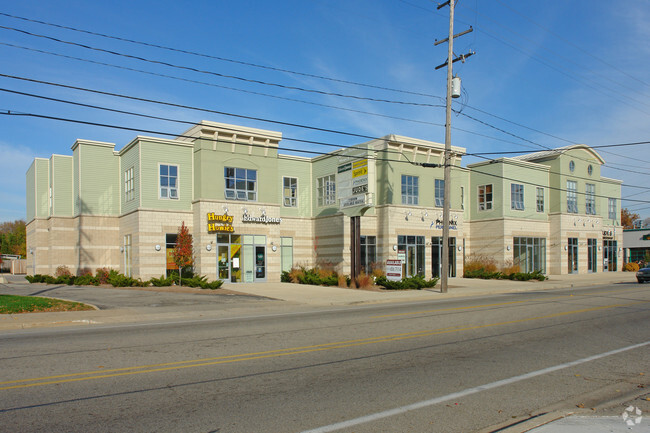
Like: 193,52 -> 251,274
0,272 -> 639,331
221,272 -> 638,305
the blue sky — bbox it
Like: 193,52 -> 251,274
1,0 -> 649,223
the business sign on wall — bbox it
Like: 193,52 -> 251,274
242,211 -> 282,224
207,213 -> 234,233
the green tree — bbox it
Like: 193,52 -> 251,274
171,221 -> 193,286
0,220 -> 27,258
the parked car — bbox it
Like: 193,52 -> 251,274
637,267 -> 650,284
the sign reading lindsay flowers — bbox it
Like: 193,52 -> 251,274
207,213 -> 234,233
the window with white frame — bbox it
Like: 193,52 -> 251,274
435,179 -> 444,207
511,183 -> 524,210
586,183 -> 596,215
536,187 -> 544,213
160,164 -> 178,199
567,180 -> 578,213
401,175 -> 418,205
283,177 -> 297,207
608,198 -> 617,220
317,174 -> 336,206
224,167 -> 257,201
478,184 -> 492,210
124,167 -> 134,202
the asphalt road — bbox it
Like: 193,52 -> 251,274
1,283 -> 648,432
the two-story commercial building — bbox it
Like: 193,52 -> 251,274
25,120 -> 622,281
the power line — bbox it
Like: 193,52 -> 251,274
0,11 -> 447,102
0,24 -> 445,109
4,108 -> 646,206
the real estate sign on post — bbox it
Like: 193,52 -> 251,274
386,259 -> 403,281
338,158 -> 369,210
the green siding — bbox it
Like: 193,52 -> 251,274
78,144 -> 119,215
35,159 -> 49,218
469,162 -> 504,221
140,140 -> 192,211
278,157 -> 312,217
502,162 -> 548,219
192,137 -> 279,205
25,162 -> 36,222
51,155 -> 73,217
312,153 -> 343,217
121,143 -> 140,214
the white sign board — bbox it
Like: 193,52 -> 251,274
386,259 -> 403,281
338,158 -> 369,210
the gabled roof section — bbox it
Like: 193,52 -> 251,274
512,144 -> 605,165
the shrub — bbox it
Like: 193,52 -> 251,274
355,272 -> 374,289
55,265 -> 72,277
464,254 -> 498,273
337,274 -> 348,288
500,260 -> 520,276
95,268 -> 111,285
150,275 -> 174,287
370,262 -> 385,279
77,267 -> 93,277
74,274 -> 99,286
375,275 -> 439,290
624,262 -> 640,272
55,275 -> 75,285
281,271 -> 292,282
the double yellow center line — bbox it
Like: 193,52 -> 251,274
2,297 -> 647,391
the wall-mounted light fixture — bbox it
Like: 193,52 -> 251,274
206,244 -> 212,251
458,246 -> 462,251
222,205 -> 229,214
405,211 -> 412,221
506,245 -> 511,251
393,245 -> 398,251
120,246 -> 124,253
155,244 -> 161,251
564,245 -> 568,251
421,211 -> 428,221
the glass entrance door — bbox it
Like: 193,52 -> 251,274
603,240 -> 617,272
397,235 -> 425,277
431,237 -> 456,278
216,234 -> 266,282
568,238 -> 578,274
587,239 -> 597,273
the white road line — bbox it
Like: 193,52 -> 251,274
301,340 -> 650,433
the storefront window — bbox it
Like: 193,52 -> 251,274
281,237 -> 293,273
360,236 -> 376,275
216,234 -> 266,282
513,237 -> 546,274
603,240 -> 617,272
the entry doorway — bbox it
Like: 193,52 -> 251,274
568,238 -> 578,274
603,240 -> 617,272
216,234 -> 267,282
431,237 -> 456,278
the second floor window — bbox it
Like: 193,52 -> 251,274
160,164 -> 178,199
283,177 -> 297,207
124,167 -> 134,202
318,174 -> 336,206
586,183 -> 596,215
435,179 -> 444,207
478,184 -> 492,210
401,175 -> 418,205
608,198 -> 617,220
225,167 -> 257,201
536,187 -> 544,213
567,180 -> 578,213
511,183 -> 524,210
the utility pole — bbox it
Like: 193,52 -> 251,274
435,0 -> 474,293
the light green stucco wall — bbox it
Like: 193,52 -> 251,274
35,159 -> 49,218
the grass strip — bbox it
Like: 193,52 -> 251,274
0,294 -> 94,314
